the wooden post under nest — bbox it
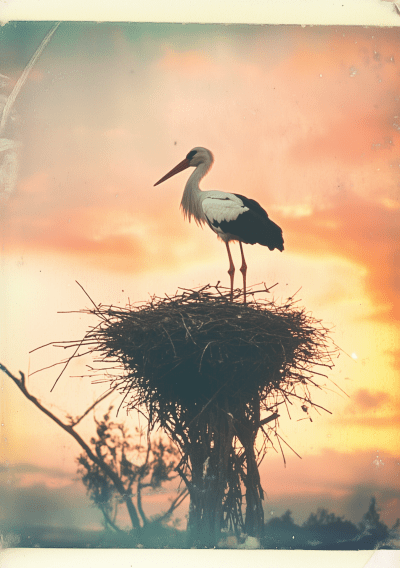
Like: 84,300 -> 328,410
46,283 -> 336,548
184,403 -> 237,547
162,391 -> 268,547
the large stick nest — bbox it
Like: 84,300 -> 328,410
62,284 -> 337,430
39,283 -> 338,541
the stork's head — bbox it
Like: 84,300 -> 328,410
154,147 -> 214,186
185,147 -> 214,167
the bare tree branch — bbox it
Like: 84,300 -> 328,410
136,437 -> 151,526
0,362 -> 141,530
156,488 -> 189,523
70,387 -> 117,427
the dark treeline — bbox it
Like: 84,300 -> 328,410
2,496 -> 399,549
262,497 -> 399,550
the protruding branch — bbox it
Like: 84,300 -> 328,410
0,362 -> 141,530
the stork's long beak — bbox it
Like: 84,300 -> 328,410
154,158 -> 190,186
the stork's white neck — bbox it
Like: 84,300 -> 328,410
180,161 -> 211,224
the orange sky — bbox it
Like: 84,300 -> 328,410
1,23 -> 399,528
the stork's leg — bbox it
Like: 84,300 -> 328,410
239,241 -> 247,305
225,241 -> 235,302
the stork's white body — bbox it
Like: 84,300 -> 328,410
185,187 -> 250,239
202,193 -> 248,242
154,147 -> 284,302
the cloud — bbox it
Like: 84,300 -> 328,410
289,110 -> 400,166
0,482 -> 97,529
259,449 -> 400,526
352,388 -> 390,410
0,462 -> 67,477
0,463 -> 100,529
284,190 -> 400,322
329,379 -> 400,434
3,194 -> 214,275
386,348 -> 400,371
274,27 -> 400,171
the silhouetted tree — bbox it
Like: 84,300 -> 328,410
0,363 -> 188,534
77,406 -> 187,530
263,499 -> 400,550
357,497 -> 390,548
303,508 -> 358,543
268,509 -> 296,528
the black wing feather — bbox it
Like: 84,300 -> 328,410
213,193 -> 284,251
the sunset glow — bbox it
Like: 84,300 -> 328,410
1,22 -> 399,531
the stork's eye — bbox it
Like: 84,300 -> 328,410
186,150 -> 197,160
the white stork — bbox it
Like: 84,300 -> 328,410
154,147 -> 284,303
